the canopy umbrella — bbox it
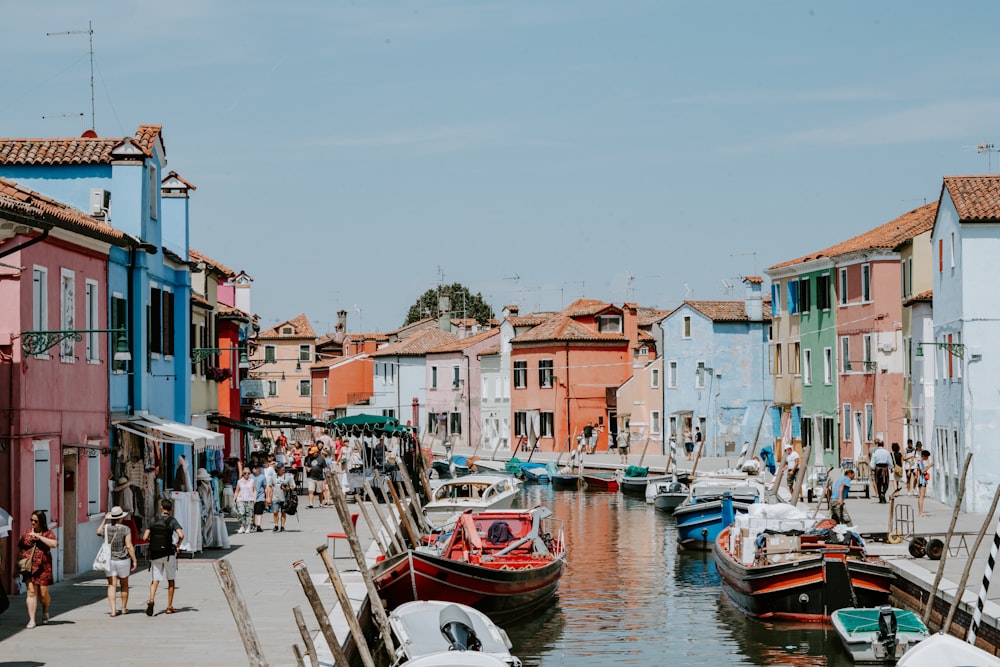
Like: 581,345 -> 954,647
330,414 -> 399,427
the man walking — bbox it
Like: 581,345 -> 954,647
830,469 -> 855,525
252,462 -> 267,532
143,498 -> 184,616
271,462 -> 295,532
870,440 -> 892,503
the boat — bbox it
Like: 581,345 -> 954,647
620,473 -> 670,497
831,605 -> 929,663
550,473 -> 580,489
432,455 -> 473,478
422,474 -> 523,525
896,632 -> 1000,667
517,461 -> 549,483
651,479 -> 690,513
712,497 -> 895,622
673,477 -> 766,549
581,471 -> 619,492
388,600 -> 522,667
372,507 -> 566,623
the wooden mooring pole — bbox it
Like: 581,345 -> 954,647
316,544 -> 377,667
292,560 -> 350,667
292,606 -> 319,667
213,558 -> 269,667
923,452 -> 973,627
944,483 -> 1000,635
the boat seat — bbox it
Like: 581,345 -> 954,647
327,513 -> 360,557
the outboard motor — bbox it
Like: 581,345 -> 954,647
439,604 -> 483,652
875,604 -> 898,659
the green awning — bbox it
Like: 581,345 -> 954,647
209,415 -> 262,433
330,414 -> 399,427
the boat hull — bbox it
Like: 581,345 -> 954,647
653,492 -> 686,513
674,498 -> 754,549
550,474 -> 580,489
620,475 -> 669,497
373,549 -> 565,623
581,473 -> 619,492
831,607 -> 929,663
713,528 -> 894,622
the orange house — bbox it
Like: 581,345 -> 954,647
509,300 -> 642,452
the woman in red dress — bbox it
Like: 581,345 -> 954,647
17,509 -> 58,628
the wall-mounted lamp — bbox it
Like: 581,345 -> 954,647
844,359 -> 878,372
20,328 -> 129,359
916,342 -> 966,359
192,347 -> 250,368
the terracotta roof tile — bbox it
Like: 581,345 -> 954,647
0,176 -> 129,246
478,345 -> 501,356
371,328 -> 458,357
561,298 -> 616,317
0,125 -> 162,165
904,290 -> 933,307
507,315 -> 550,327
191,293 -> 212,309
637,307 -> 672,326
346,332 -> 390,343
683,299 -> 772,323
942,175 -> 1000,221
514,315 -> 626,344
769,202 -> 938,270
189,248 -> 235,278
428,328 -> 499,353
258,314 -> 317,339
216,303 -> 250,320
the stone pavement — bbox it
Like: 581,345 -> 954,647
0,499 -> 374,667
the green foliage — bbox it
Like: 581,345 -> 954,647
404,282 -> 495,326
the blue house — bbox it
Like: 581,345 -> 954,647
656,278 -> 773,457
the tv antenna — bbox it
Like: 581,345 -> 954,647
47,20 -> 96,132
978,143 -> 999,173
625,271 -> 636,301
730,251 -> 758,275
42,112 -> 85,133
720,279 -> 734,297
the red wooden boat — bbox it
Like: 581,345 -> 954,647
372,507 -> 565,623
581,471 -> 619,492
713,515 -> 895,622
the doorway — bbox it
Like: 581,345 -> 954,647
62,452 -> 78,576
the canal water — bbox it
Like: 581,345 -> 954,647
508,484 -> 853,666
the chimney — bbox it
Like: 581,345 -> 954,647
744,276 -> 763,321
336,309 -> 347,332
438,295 -> 451,331
502,304 -> 519,319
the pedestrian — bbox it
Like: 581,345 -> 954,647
251,461 -> 267,532
234,466 -> 256,534
784,445 -> 801,499
870,440 -> 892,503
830,469 -> 856,525
271,461 -> 295,532
694,427 -> 703,456
903,440 -> 917,496
291,442 -> 304,486
618,432 -> 630,464
17,510 -> 58,628
305,446 -> 326,509
916,449 -> 934,518
683,428 -> 694,460
890,443 -> 904,494
582,424 -> 594,454
221,457 -> 238,515
143,498 -> 183,616
97,506 -> 137,617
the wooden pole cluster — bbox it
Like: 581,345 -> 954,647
214,558 -> 270,667
944,482 -> 1000,635
922,452 -> 973,626
293,559 -> 351,667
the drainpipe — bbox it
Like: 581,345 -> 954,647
565,343 -> 571,439
0,228 -> 50,260
466,354 -> 472,448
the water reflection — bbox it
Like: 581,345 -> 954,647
505,484 -> 855,666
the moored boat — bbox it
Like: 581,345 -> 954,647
620,473 -> 670,497
713,497 -> 895,622
581,471 -> 619,492
388,600 -> 522,667
896,632 -> 1000,667
517,461 -> 549,483
831,605 -> 929,663
423,474 -> 522,526
550,473 -> 580,489
651,479 -> 689,513
432,455 -> 474,477
673,478 -> 766,549
372,507 -> 566,623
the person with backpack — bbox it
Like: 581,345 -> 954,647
270,462 -> 296,532
142,498 -> 184,616
304,447 -> 327,509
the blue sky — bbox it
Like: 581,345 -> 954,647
5,1 -> 1000,334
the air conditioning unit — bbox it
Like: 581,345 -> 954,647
89,188 -> 110,217
879,343 -> 895,353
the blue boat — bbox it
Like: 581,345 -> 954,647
432,455 -> 472,478
673,478 -> 766,550
518,461 -> 550,483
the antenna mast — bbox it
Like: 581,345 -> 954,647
47,20 -> 95,132
978,143 -> 999,173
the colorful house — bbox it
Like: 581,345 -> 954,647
425,327 -> 499,449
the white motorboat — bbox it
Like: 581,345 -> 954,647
896,632 -> 1000,667
389,600 -> 522,667
831,605 -> 929,663
650,479 -> 689,513
422,474 -> 522,525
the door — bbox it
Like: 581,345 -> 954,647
62,452 -> 77,576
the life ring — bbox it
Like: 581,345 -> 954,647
887,530 -> 904,545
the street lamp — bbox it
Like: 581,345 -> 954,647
19,328 -> 130,360
192,346 -> 250,369
843,359 -> 878,372
915,341 -> 966,358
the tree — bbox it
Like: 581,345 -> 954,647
404,282 -> 495,326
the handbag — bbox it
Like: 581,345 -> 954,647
17,545 -> 36,575
93,526 -> 111,572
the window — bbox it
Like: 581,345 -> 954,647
865,403 -> 874,441
803,349 -> 812,385
539,359 -> 554,388
774,343 -> 783,375
823,347 -> 833,384
863,334 -> 873,370
33,267 -> 49,337
322,379 -> 328,396
816,274 -> 831,310
901,261 -> 907,298
790,342 -> 801,375
823,417 -> 835,453
771,282 -> 782,316
267,380 -> 278,396
382,408 -> 396,419
87,449 -> 100,515
636,345 -> 649,357
841,337 -> 850,373
798,277 -> 811,314
85,280 -> 99,362
907,257 -> 913,295
513,361 -> 527,388
939,238 -> 944,273
264,345 -> 276,363
786,281 -> 799,314
839,268 -> 848,305
695,361 -> 706,389
148,166 -> 158,220
299,344 -> 311,361
651,411 -> 661,434
951,231 -> 956,268
683,316 -> 691,338
149,285 -> 162,355
514,411 -> 527,437
650,368 -> 660,389
450,412 -> 462,435
598,315 -> 622,333
667,361 -> 677,388
60,269 -> 75,360
162,290 -> 174,356
282,326 -> 293,335
453,366 -> 461,389
861,263 -> 871,302
540,412 -> 554,437
298,380 -> 310,397
431,366 -> 438,389
387,362 -> 395,385
843,404 -> 852,441
111,292 -> 127,369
